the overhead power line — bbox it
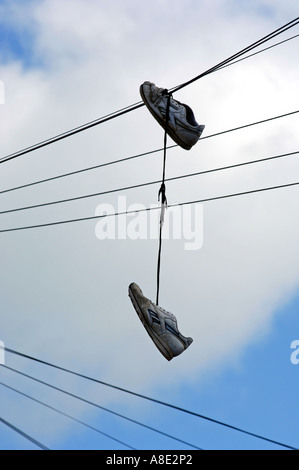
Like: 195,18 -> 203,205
1,109 -> 298,197
2,365 -> 203,450
0,381 -> 136,450
171,16 -> 299,92
0,417 -> 49,450
1,149 -> 298,217
217,32 -> 299,71
0,102 -> 144,165
4,347 -> 297,450
0,20 -> 298,165
0,180 -> 298,234
1,19 -> 299,451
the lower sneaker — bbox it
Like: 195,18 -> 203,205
140,81 -> 205,150
128,282 -> 193,361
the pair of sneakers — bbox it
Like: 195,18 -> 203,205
128,82 -> 202,360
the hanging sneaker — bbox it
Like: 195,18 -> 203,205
128,282 -> 193,361
140,81 -> 205,150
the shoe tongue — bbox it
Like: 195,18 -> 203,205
184,104 -> 198,126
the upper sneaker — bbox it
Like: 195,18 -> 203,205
140,81 -> 205,150
128,282 -> 193,361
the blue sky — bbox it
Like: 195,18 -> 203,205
2,294 -> 298,450
0,0 -> 298,451
0,0 -> 37,67
50,294 -> 299,450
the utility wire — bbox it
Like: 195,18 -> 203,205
217,32 -> 299,71
0,22 -> 298,166
1,20 -> 298,450
0,381 -> 136,450
1,108 -> 297,197
1,365 -> 203,450
3,348 -> 297,450
1,149 -> 298,216
0,416 -> 49,450
0,102 -> 144,165
0,147 -> 167,196
0,180 -> 298,234
171,16 -> 299,92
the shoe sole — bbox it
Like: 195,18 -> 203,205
128,285 -> 173,361
140,84 -> 192,151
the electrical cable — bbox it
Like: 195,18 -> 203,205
217,32 -> 299,71
1,365 -> 203,450
0,381 -> 136,450
0,180 -> 298,234
171,16 -> 299,93
0,101 -> 144,165
0,149 -> 298,216
3,348 -> 297,450
1,108 -> 297,198
1,19 -> 299,451
0,416 -> 49,450
0,146 -> 167,196
0,21 -> 298,166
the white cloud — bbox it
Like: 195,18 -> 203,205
0,0 -> 299,447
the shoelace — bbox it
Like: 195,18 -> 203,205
156,92 -> 171,305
